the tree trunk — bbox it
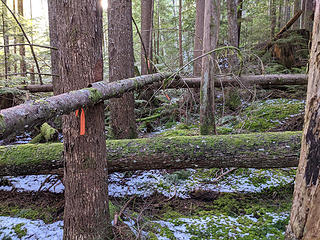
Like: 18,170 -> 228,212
293,0 -> 301,29
108,0 -> 137,139
303,0 -> 314,31
284,0 -> 291,23
200,0 -> 220,135
193,0 -> 205,77
0,131 -> 302,177
286,2 -> 320,239
17,0 -> 26,78
270,0 -> 277,38
278,0 -> 284,30
13,0 -> 17,73
47,0 -> 60,93
178,0 -> 183,67
237,0 -> 243,45
54,1 -> 112,238
227,0 -> 238,47
2,0 -> 10,81
301,0 -> 306,28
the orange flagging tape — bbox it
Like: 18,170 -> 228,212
75,108 -> 85,135
80,108 -> 85,135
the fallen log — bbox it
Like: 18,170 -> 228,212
21,74 -> 308,93
0,72 -> 173,139
0,131 -> 301,176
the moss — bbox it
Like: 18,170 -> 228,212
0,114 -> 5,134
88,88 -> 103,103
0,204 -> 56,223
30,133 -> 44,144
40,123 -> 58,142
235,99 -> 305,132
13,223 -> 27,238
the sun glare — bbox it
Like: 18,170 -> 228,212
101,0 -> 108,10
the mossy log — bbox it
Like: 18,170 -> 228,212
0,131 -> 301,176
0,72 -> 173,139
30,123 -> 58,143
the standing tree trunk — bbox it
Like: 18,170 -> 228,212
227,0 -> 239,47
178,0 -> 183,67
2,0 -> 10,81
193,0 -> 205,77
200,0 -> 220,135
285,2 -> 320,239
303,0 -> 314,31
293,0 -> 302,29
237,0 -> 243,45
13,0 -> 17,74
270,0 -> 277,37
284,0 -> 291,23
55,0 -> 112,239
47,0 -> 60,93
17,0 -> 26,78
108,0 -> 137,139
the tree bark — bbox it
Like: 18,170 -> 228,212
2,0 -> 10,80
227,0 -> 239,47
0,131 -> 302,177
108,0 -> 137,139
193,0 -> 205,77
47,0 -> 60,93
303,0 -> 314,31
178,0 -> 183,67
200,0 -> 220,135
237,0 -> 243,45
17,0 -> 26,78
270,0 -> 277,38
293,0 -> 301,29
52,1 -> 113,238
20,73 -> 308,93
286,2 -> 320,239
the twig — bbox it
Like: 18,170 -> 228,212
114,196 -> 135,226
0,43 -> 57,50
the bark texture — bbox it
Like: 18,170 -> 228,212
293,0 -> 301,29
141,0 -> 153,75
303,0 -> 314,31
286,2 -> 320,239
227,0 -> 239,47
108,0 -> 137,139
18,0 -> 26,77
200,0 -> 220,135
193,0 -> 205,77
0,131 -> 302,177
0,72 -> 171,140
47,0 -> 60,93
54,1 -> 111,238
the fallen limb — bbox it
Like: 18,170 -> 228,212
21,74 -> 308,93
0,131 -> 301,176
0,72 -> 173,139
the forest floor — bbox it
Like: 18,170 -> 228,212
0,84 -> 307,239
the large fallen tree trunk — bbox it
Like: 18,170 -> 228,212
0,131 -> 301,176
21,74 -> 307,92
0,72 -> 172,139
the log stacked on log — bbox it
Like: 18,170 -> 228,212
0,131 -> 301,176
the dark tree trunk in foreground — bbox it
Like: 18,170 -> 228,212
0,131 -> 302,176
55,1 -> 112,239
286,2 -> 320,239
193,0 -> 205,77
108,0 -> 137,139
200,0 -> 220,135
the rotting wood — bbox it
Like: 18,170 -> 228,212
0,131 -> 301,176
21,74 -> 308,93
0,72 -> 173,139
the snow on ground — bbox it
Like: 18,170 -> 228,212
0,216 -> 63,240
0,168 -> 294,239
